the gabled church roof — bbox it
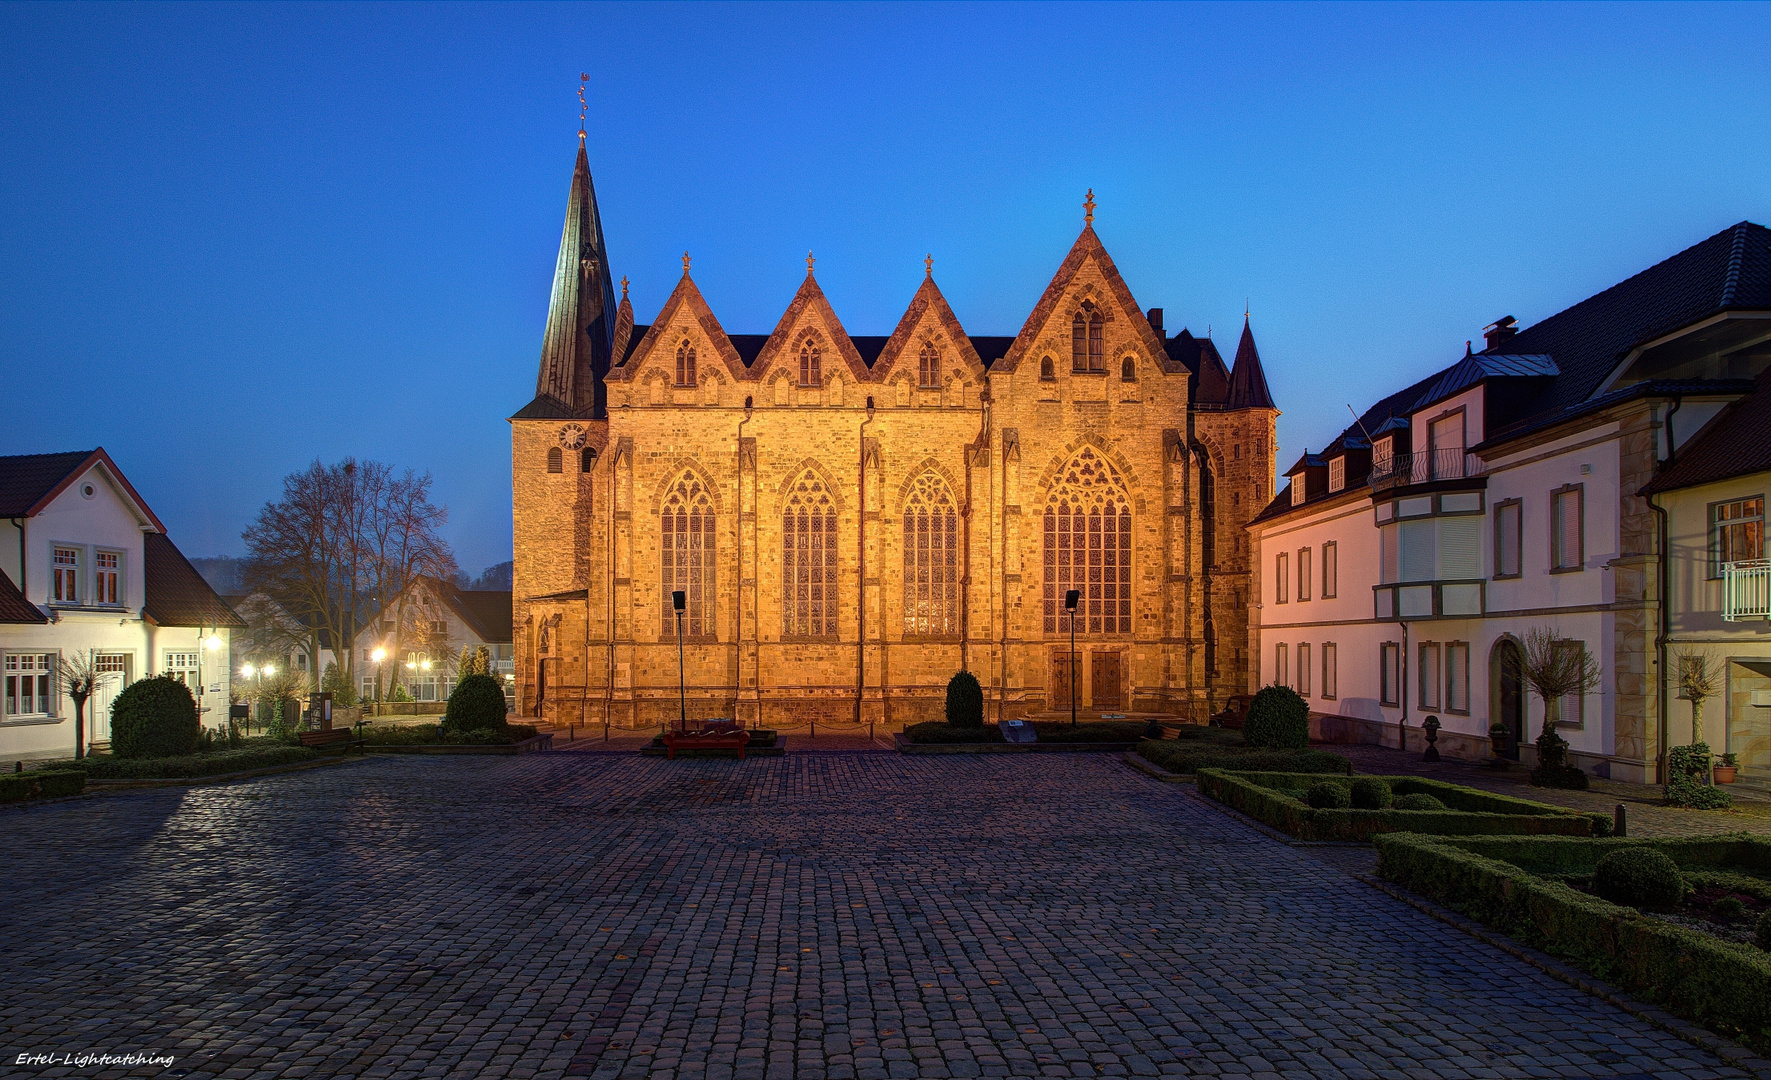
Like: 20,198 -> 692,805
1225,317 -> 1276,410
525,138 -> 619,419
997,223 -> 1175,377
747,266 -> 873,384
614,268 -> 748,383
869,271 -> 988,384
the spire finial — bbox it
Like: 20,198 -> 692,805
1244,298 -> 1250,321
807,251 -> 815,274
578,73 -> 589,142
924,253 -> 933,277
681,252 -> 691,276
1084,188 -> 1095,226
621,275 -> 629,299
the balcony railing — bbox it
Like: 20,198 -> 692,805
1367,449 -> 1488,490
1723,560 -> 1771,621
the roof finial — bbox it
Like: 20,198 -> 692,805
1245,298 -> 1250,320
807,251 -> 815,274
1084,188 -> 1095,227
924,253 -> 933,277
621,275 -> 629,299
681,252 -> 691,276
578,72 -> 589,143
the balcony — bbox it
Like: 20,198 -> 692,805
1367,448 -> 1488,491
1723,560 -> 1771,621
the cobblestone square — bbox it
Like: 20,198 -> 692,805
0,753 -> 1752,1078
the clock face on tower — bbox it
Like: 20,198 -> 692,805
558,424 -> 587,451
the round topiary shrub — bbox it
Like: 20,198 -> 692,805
1393,792 -> 1446,811
109,675 -> 200,759
1350,777 -> 1392,810
1243,685 -> 1309,749
1757,909 -> 1771,951
1593,847 -> 1686,909
444,674 -> 509,733
1306,781 -> 1351,809
945,670 -> 984,729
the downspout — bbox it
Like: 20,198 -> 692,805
1649,394 -> 1681,783
605,445 -> 616,735
857,398 -> 875,725
736,399 -> 751,718
963,389 -> 990,677
1399,620 -> 1409,751
10,518 -> 24,605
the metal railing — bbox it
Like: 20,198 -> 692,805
1367,448 -> 1488,490
1723,560 -> 1771,621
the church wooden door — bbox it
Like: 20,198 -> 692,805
1091,651 -> 1123,710
1050,649 -> 1079,713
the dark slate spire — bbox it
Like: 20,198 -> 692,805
1226,316 -> 1276,410
534,140 -> 619,417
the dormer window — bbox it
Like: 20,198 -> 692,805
1372,436 -> 1393,476
1291,479 -> 1305,507
1328,457 -> 1345,493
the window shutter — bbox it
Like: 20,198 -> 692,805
1497,502 -> 1520,576
1439,517 -> 1482,579
1399,520 -> 1435,581
1554,489 -> 1582,569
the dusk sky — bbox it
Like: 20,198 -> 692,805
3,1 -> 1768,576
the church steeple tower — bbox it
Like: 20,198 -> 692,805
1226,315 -> 1276,410
533,138 -> 619,417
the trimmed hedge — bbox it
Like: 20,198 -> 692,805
945,671 -> 984,728
1034,720 -> 1146,744
60,744 -> 320,780
1197,769 -> 1608,841
904,722 -> 1006,744
360,722 -> 540,746
109,675 -> 200,759
1375,832 -> 1771,1054
443,674 -> 509,732
1137,740 -> 1351,777
0,769 -> 86,802
1243,685 -> 1310,748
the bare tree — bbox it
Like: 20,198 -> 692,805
57,654 -> 117,760
1520,625 -> 1603,735
1671,647 -> 1723,746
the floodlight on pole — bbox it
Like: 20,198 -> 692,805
672,589 -> 687,730
1064,589 -> 1080,727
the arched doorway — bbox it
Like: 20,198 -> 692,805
1491,638 -> 1524,759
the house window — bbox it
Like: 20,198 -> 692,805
52,546 -> 79,604
1380,642 -> 1400,706
360,675 -> 376,702
902,473 -> 959,637
1711,496 -> 1765,577
1445,642 -> 1469,713
1551,484 -> 1583,572
1417,642 -> 1441,710
1557,641 -> 1588,726
783,470 -> 837,637
1274,642 -> 1288,688
662,472 -> 716,638
1495,499 -> 1522,578
1120,357 -> 1136,382
164,652 -> 201,695
1322,541 -> 1337,598
1428,411 -> 1466,480
1297,643 -> 1311,696
4,653 -> 56,718
918,343 -> 940,388
1274,552 -> 1288,604
1040,356 -> 1055,380
1071,305 -> 1104,372
1322,642 -> 1337,700
1372,436 -> 1393,477
1042,447 -> 1132,635
1328,456 -> 1345,493
1297,548 -> 1311,602
546,447 -> 563,473
675,339 -> 697,387
798,335 -> 822,387
581,447 -> 597,473
1291,479 -> 1305,507
94,550 -> 121,606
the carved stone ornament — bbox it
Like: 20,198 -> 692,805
558,423 -> 588,450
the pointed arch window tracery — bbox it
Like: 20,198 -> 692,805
798,334 -> 823,387
661,471 -> 715,637
902,474 -> 958,637
782,470 -> 837,637
675,339 -> 697,387
918,342 -> 940,389
1072,304 -> 1104,372
1043,447 -> 1132,635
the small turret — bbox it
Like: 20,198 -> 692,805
1226,315 -> 1276,410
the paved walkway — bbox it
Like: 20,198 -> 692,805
1,754 -> 1751,1079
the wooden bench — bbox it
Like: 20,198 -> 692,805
661,725 -> 751,759
298,728 -> 359,751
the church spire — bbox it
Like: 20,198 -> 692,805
533,131 -> 619,417
1226,314 -> 1276,410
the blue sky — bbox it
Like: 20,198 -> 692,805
3,2 -> 1768,574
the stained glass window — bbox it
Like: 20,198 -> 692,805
675,339 -> 697,387
1043,447 -> 1132,635
662,472 -> 716,637
902,473 -> 958,636
783,471 -> 837,637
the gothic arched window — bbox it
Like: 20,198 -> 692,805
783,470 -> 837,637
1043,447 -> 1132,635
580,447 -> 597,473
546,447 -> 563,473
1121,357 -> 1136,382
1071,305 -> 1105,372
918,343 -> 940,388
661,471 -> 715,637
675,339 -> 697,387
902,473 -> 958,636
1040,355 -> 1055,380
798,335 -> 822,387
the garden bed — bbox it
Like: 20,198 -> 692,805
360,724 -> 551,754
1135,728 -> 1351,777
897,720 -> 1147,753
640,729 -> 782,758
1197,770 -> 1608,841
1375,833 -> 1771,1054
36,742 -> 325,781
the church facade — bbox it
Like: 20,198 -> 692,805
511,140 -> 1279,729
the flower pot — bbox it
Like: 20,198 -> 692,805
1714,765 -> 1738,784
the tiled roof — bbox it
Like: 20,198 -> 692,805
1640,367 -> 1771,495
1165,330 -> 1230,405
1225,319 -> 1276,410
1471,378 -> 1754,454
1416,352 -> 1558,412
143,532 -> 247,628
0,567 -> 46,624
449,588 -> 513,644
0,450 -> 93,515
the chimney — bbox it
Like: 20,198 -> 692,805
1483,316 -> 1517,351
1146,308 -> 1164,337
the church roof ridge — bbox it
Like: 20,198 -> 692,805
870,274 -> 988,383
996,221 -> 1173,377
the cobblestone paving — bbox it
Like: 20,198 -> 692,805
0,754 -> 1750,1079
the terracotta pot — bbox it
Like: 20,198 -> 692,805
1714,765 -> 1738,784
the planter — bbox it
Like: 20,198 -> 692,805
1715,765 -> 1738,784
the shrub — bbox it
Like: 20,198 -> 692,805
1666,742 -> 1733,809
1035,721 -> 1146,743
1350,777 -> 1393,810
1243,685 -> 1309,749
109,676 -> 200,759
1715,897 -> 1745,919
0,769 -> 85,802
944,671 -> 984,729
904,721 -> 1005,745
75,744 -> 320,780
1530,729 -> 1590,790
1306,781 -> 1350,809
1394,792 -> 1447,811
1198,770 -> 1604,841
1593,847 -> 1686,909
321,662 -> 358,707
1759,909 -> 1771,951
444,674 -> 508,732
1137,739 -> 1350,776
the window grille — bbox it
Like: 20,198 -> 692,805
902,473 -> 958,636
661,472 -> 716,637
783,471 -> 837,637
1042,448 -> 1132,634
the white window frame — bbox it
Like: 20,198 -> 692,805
1710,495 -> 1765,578
93,548 -> 123,607
51,544 -> 81,605
4,652 -> 59,719
1328,456 -> 1345,493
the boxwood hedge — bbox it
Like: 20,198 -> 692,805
0,769 -> 86,802
57,744 -> 321,780
1375,832 -> 1771,1054
1137,740 -> 1351,777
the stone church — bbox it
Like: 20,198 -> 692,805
511,137 -> 1278,729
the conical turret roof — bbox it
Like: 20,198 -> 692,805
1226,316 -> 1276,410
531,140 -> 619,418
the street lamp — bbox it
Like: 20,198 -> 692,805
1065,589 -> 1080,727
672,590 -> 687,732
372,647 -> 386,717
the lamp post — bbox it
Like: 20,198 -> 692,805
371,647 -> 386,718
1065,589 -> 1080,727
241,663 -> 255,733
672,590 -> 687,732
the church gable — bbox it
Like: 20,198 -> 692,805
998,223 -> 1172,379
612,271 -> 746,391
749,268 -> 872,392
871,274 -> 988,399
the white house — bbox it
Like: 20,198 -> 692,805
356,576 -> 513,706
0,449 -> 244,760
1249,221 -> 1771,783
221,590 -> 344,688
